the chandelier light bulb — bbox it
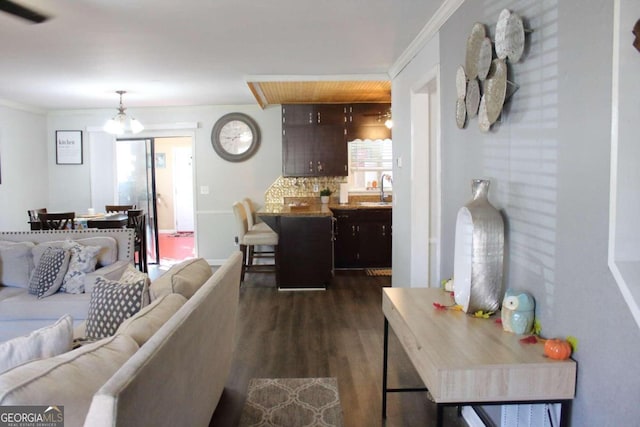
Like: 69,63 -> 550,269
103,91 -> 144,135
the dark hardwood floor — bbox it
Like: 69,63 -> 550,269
209,270 -> 469,427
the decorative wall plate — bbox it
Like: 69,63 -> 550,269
465,23 -> 486,80
478,96 -> 490,132
456,98 -> 467,129
477,37 -> 493,80
484,59 -> 508,124
456,65 -> 467,99
495,9 -> 525,62
465,78 -> 480,118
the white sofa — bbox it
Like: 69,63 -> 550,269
0,229 -> 134,342
0,252 -> 243,427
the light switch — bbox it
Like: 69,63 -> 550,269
396,156 -> 403,168
200,185 -> 209,195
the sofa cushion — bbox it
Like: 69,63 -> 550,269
60,241 -> 101,294
0,334 -> 138,427
117,293 -> 187,346
149,258 -> 213,300
32,236 -> 117,268
0,314 -> 73,374
28,247 -> 71,299
85,276 -> 149,340
0,241 -> 35,288
0,288 -> 91,321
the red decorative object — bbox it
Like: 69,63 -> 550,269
544,338 -> 572,360
433,302 -> 448,311
519,335 -> 538,344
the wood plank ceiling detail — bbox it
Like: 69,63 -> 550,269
247,81 -> 391,108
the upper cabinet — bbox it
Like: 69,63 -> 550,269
282,103 -> 392,177
282,104 -> 348,177
346,103 -> 392,141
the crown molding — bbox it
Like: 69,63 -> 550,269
0,98 -> 46,115
389,0 -> 466,78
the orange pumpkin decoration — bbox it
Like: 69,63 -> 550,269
544,339 -> 572,360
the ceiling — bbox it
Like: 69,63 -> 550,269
0,0 -> 442,111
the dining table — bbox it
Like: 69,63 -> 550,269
79,213 -> 129,229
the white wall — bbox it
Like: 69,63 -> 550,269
0,105 -> 48,230
391,34 -> 440,288
45,104 -> 282,263
392,0 -> 640,425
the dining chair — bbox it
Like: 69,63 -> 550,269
241,198 -> 271,232
105,204 -> 136,213
127,209 -> 147,272
39,212 -> 75,230
232,201 -> 279,283
27,208 -> 47,230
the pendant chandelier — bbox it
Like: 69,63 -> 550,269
103,90 -> 144,135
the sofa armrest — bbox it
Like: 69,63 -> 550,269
84,261 -> 130,293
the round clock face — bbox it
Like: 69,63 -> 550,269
211,113 -> 260,162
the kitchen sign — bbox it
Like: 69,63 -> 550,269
55,130 -> 83,165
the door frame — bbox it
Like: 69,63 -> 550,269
410,65 -> 441,287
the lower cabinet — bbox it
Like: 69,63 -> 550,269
279,216 -> 334,288
333,209 -> 392,268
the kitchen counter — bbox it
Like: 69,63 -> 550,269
258,201 -> 392,217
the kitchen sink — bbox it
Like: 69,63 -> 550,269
358,201 -> 392,207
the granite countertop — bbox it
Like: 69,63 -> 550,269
258,198 -> 392,217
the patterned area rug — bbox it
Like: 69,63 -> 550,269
238,378 -> 344,427
365,268 -> 392,276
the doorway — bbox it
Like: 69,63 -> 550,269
114,136 -> 195,267
410,68 -> 441,287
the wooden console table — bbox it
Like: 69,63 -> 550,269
382,288 -> 576,427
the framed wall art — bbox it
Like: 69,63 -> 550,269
56,130 -> 83,165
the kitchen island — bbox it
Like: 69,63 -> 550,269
258,203 -> 334,289
258,200 -> 392,289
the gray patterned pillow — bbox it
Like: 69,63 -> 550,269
60,241 -> 101,294
28,247 -> 71,299
85,276 -> 148,340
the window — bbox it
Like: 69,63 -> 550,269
347,139 -> 392,191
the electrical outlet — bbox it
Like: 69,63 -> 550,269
200,185 -> 209,195
313,184 -> 319,192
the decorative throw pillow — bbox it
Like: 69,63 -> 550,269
85,276 -> 148,340
27,247 -> 71,299
60,240 -> 101,294
0,314 -> 73,374
119,264 -> 151,305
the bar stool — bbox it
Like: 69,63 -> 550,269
242,198 -> 272,232
232,202 -> 279,283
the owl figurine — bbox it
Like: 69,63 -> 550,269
501,289 -> 535,335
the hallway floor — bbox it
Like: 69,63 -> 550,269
157,231 -> 194,265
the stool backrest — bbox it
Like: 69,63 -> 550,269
232,202 -> 249,242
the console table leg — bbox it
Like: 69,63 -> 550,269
559,401 -> 571,427
436,403 -> 444,427
382,318 -> 389,419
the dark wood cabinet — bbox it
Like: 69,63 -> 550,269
346,103 -> 392,141
332,208 -> 391,268
278,216 -> 334,288
282,104 -> 348,177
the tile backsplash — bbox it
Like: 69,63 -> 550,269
264,176 -> 346,204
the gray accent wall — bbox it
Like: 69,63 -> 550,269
392,0 -> 640,425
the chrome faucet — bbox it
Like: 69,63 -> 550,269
380,174 -> 392,202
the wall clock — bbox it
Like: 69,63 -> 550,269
211,113 -> 260,162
